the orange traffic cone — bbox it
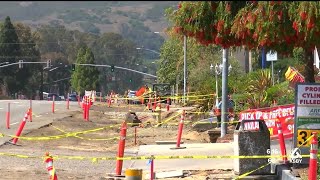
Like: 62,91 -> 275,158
44,152 -> 58,180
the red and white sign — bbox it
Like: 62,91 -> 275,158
239,104 -> 295,139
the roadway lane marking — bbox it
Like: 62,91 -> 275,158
12,102 -> 21,104
0,108 -> 3,110
10,122 -> 19,125
56,109 -> 59,111
18,104 -> 24,106
36,115 -> 42,117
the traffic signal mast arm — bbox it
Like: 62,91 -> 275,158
0,61 -> 157,78
74,63 -> 157,78
0,61 -> 48,68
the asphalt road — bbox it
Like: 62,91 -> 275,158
0,99 -> 80,143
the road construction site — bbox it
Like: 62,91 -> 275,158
0,99 -> 311,179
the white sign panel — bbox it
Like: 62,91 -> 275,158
295,84 -> 320,129
296,85 -> 320,109
266,51 -> 277,61
294,83 -> 320,164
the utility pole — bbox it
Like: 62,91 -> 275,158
183,35 -> 187,105
40,68 -> 44,100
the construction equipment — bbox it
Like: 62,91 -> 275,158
152,83 -> 171,104
135,83 -> 172,105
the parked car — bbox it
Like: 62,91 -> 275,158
59,96 -> 65,101
47,93 -> 61,101
68,94 -> 78,101
128,91 -> 140,104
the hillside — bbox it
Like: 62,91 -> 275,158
0,1 -> 178,57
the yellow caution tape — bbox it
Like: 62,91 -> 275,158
0,110 -> 182,141
234,162 -> 271,179
0,152 -> 317,162
3,124 -> 122,140
52,124 -> 137,141
0,111 -> 237,141
155,112 -> 182,126
186,111 -> 211,114
100,93 -> 216,101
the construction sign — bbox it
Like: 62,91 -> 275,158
239,104 -> 295,138
294,83 -> 320,164
85,90 -> 96,102
285,66 -> 304,87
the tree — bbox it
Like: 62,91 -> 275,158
91,32 -> 143,94
33,25 -> 98,95
167,1 -> 320,82
119,22 -> 165,60
0,16 -> 21,96
14,23 -> 42,98
158,30 -> 246,111
71,46 -> 99,94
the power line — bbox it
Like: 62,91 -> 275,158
0,56 -> 40,59
0,41 -> 94,44
0,36 -> 164,44
0,53 -> 143,58
52,77 -> 71,83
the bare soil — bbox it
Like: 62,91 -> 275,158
1,102 -> 309,179
291,165 -> 310,180
0,103 -> 235,179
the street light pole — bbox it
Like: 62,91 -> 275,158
221,48 -> 229,137
215,67 -> 219,106
210,63 -> 221,106
183,35 -> 187,105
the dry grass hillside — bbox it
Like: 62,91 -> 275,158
0,1 -> 177,37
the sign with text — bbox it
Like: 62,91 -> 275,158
266,51 -> 277,61
294,83 -> 320,164
239,104 -> 295,136
294,83 -> 320,146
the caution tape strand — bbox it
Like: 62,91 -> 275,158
0,152 -> 317,162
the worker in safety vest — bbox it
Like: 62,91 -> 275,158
228,95 -> 235,121
214,95 -> 235,128
215,97 -> 222,128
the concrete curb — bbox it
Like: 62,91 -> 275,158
274,164 -> 301,180
281,170 -> 301,180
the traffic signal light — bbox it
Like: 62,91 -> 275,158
111,65 -> 115,72
18,60 -> 23,69
71,64 -> 75,71
46,59 -> 51,68
129,79 -> 132,83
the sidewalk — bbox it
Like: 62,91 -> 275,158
124,139 -> 293,174
128,143 -> 234,172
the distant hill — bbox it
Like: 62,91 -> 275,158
0,1 -> 178,58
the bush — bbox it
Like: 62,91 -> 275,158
266,81 -> 295,105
